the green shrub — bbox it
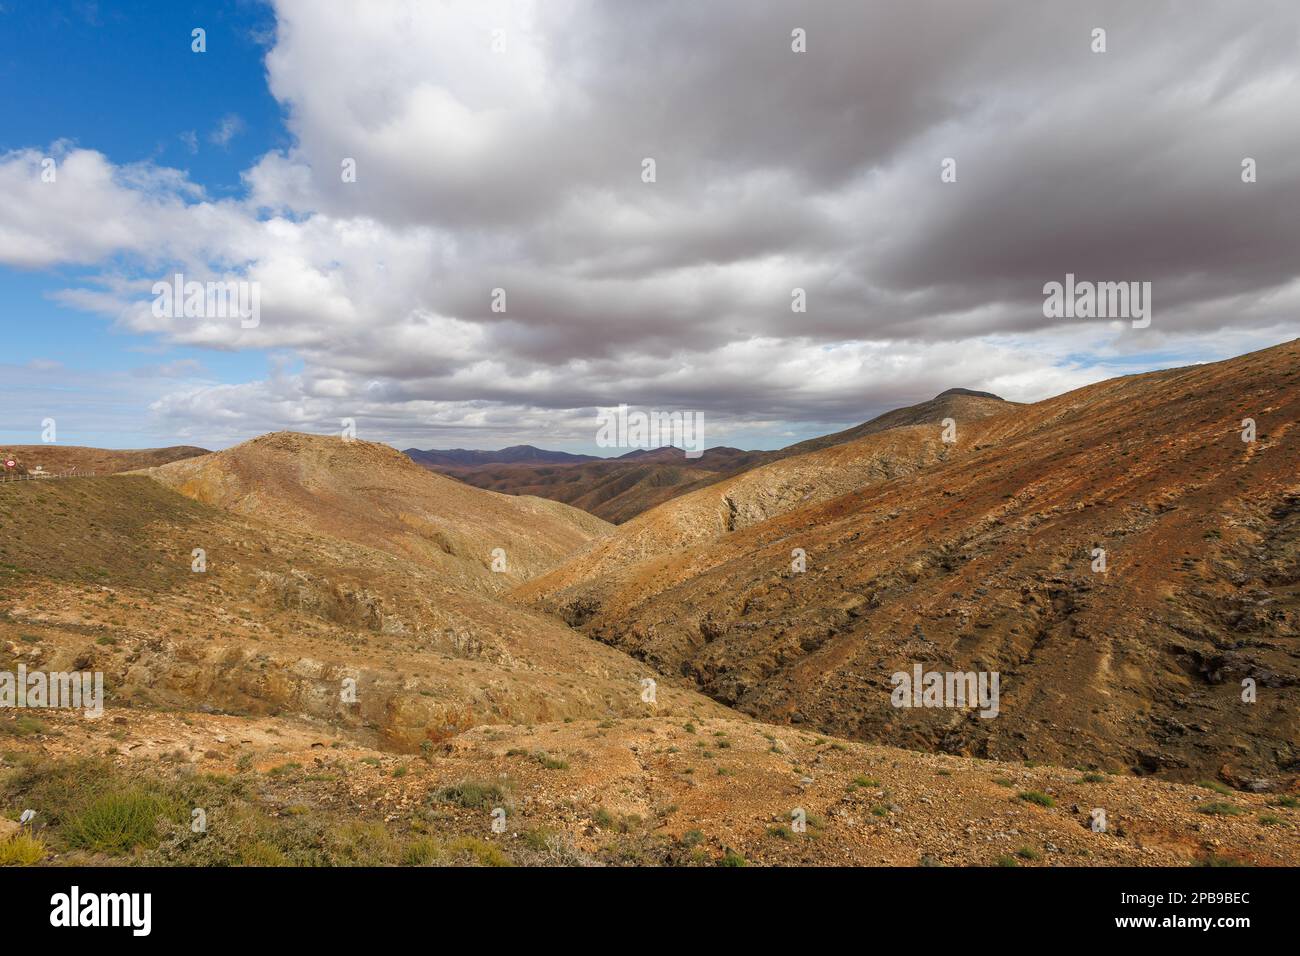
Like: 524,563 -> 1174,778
446,837 -> 509,867
402,836 -> 442,866
435,781 -> 509,809
65,790 -> 180,854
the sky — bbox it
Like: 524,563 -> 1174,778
1,0 -> 1298,453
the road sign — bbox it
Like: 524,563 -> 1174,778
3,460 -> 14,469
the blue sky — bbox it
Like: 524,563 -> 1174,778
2,1 -> 1296,453
0,0 -> 279,446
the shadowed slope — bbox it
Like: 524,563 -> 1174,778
518,340 -> 1300,783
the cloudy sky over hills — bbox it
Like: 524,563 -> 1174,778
2,0 -> 1298,451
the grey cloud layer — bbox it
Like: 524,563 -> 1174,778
3,0 -> 1299,447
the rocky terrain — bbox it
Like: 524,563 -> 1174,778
521,340 -> 1300,787
3,707 -> 1296,867
1,344 -> 1296,867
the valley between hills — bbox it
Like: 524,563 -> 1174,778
1,340 -> 1297,867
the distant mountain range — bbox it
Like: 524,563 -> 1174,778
404,390 -> 1012,522
404,444 -> 601,468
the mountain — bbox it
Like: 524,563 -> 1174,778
145,432 -> 611,594
3,350 -> 1296,869
777,390 -> 1011,458
0,455 -> 729,755
405,444 -> 600,467
518,340 -> 1300,785
415,391 -> 1012,523
428,459 -> 724,525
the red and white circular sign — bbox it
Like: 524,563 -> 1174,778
4,460 -> 14,469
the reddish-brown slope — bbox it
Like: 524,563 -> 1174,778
519,339 -> 1300,784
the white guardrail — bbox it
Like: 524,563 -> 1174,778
0,470 -> 97,483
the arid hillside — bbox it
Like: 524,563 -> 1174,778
517,391 -> 1015,611
520,340 -> 1300,786
2,354 -> 1298,867
5,707 -> 1295,867
145,432 -> 611,593
421,391 -> 1010,523
778,389 -> 1010,458
432,459 -> 724,525
0,444 -> 207,476
0,474 -> 728,754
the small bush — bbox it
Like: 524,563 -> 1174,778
1197,802 -> 1245,816
0,833 -> 46,866
401,837 -> 442,865
446,837 -> 509,867
65,790 -> 180,854
1018,791 -> 1055,808
0,716 -> 47,737
239,841 -> 289,866
435,781 -> 509,810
